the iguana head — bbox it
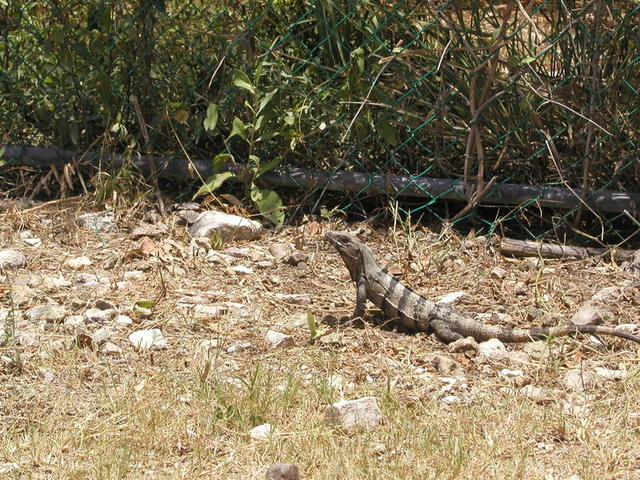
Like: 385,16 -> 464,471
324,230 -> 365,281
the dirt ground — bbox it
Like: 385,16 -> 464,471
1,198 -> 639,480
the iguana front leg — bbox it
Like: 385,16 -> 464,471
352,275 -> 367,319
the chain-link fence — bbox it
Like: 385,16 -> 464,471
2,1 -> 639,244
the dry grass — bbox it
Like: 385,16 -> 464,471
1,199 -> 639,479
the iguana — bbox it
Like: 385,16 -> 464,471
325,231 -> 640,344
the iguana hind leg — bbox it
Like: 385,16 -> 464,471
431,320 -> 464,344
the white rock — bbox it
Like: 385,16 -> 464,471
268,243 -> 292,259
226,342 -> 252,353
594,366 -> 627,380
490,267 -> 507,279
65,256 -> 92,269
0,463 -> 19,474
123,270 -> 146,281
264,330 -> 294,348
478,338 -> 507,357
275,293 -> 312,305
128,329 -> 167,350
42,276 -> 72,289
447,336 -> 479,353
188,211 -> 263,241
324,397 -> 383,432
76,212 -> 115,232
519,385 -> 552,404
115,314 -> 134,326
22,237 -> 42,247
436,291 -> 472,306
101,342 -> 123,355
231,265 -> 253,275
570,305 -> 603,326
249,423 -> 275,440
562,369 -> 599,392
83,308 -> 116,324
0,250 -> 26,270
193,304 -> 228,317
441,395 -> 460,405
93,327 -> 114,344
590,286 -> 622,303
500,368 -> 524,377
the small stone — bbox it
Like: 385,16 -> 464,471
513,282 -> 528,295
590,286 -> 622,303
0,463 -> 19,474
0,250 -> 26,270
231,265 -> 253,275
285,250 -> 309,266
500,368 -> 524,377
255,260 -> 273,269
594,366 -> 627,380
429,354 -> 459,374
275,293 -> 312,305
571,305 -> 603,326
65,256 -> 92,269
123,270 -> 146,281
478,338 -> 507,358
95,299 -> 117,310
490,267 -> 507,279
436,291 -> 472,306
24,304 -> 67,324
22,237 -> 42,247
264,330 -> 294,348
39,369 -> 55,383
115,314 -> 134,326
100,341 -> 123,355
265,463 -> 299,480
226,342 -> 252,353
128,329 -> 167,350
249,423 -> 275,440
441,395 -> 460,405
268,243 -> 291,259
519,385 -> 552,404
84,308 -> 116,324
324,397 -> 383,433
447,336 -> 479,353
93,327 -> 113,344
562,369 -> 600,392
284,313 -> 309,328
42,276 -> 72,290
76,273 -> 110,285
76,212 -> 116,232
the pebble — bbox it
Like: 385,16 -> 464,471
65,256 -> 92,269
324,397 -> 383,433
128,329 -> 167,350
265,464 -> 299,480
250,423 -> 275,440
264,330 -> 294,348
0,250 -> 26,270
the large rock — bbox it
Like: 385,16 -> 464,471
0,250 -> 26,270
324,397 -> 383,432
188,211 -> 263,241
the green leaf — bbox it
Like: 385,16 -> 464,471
254,115 -> 266,132
203,103 -> 218,131
257,88 -> 279,115
520,56 -> 536,65
351,47 -> 365,72
193,172 -> 236,198
228,117 -> 247,141
250,184 -> 285,226
211,153 -> 234,172
255,156 -> 282,178
232,69 -> 255,95
378,119 -> 397,146
134,300 -> 156,310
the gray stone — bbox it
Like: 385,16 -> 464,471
76,212 -> 115,232
514,282 -> 528,295
188,211 -> 263,241
429,354 -> 460,374
24,304 -> 67,324
95,299 -> 117,310
324,397 -> 383,432
0,250 -> 26,270
285,250 -> 309,266
100,341 -> 123,355
478,338 -> 507,358
266,463 -> 299,480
